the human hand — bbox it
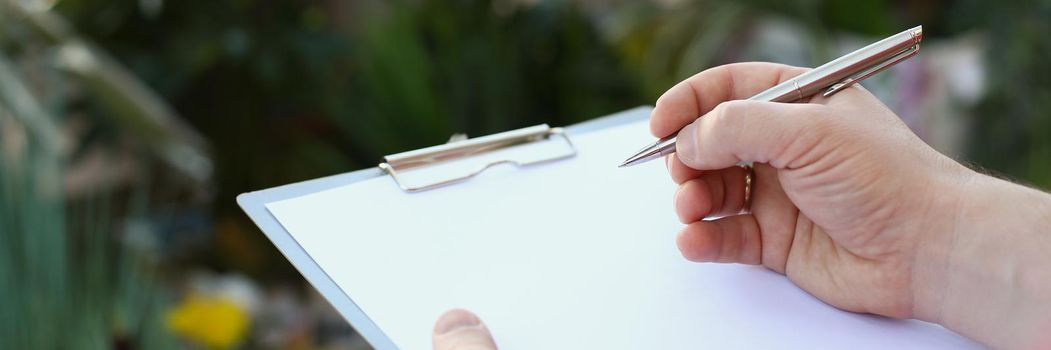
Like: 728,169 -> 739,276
425,62 -> 1051,349
654,62 -> 1051,349
432,309 -> 497,350
651,62 -> 974,319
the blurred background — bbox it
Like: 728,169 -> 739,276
1,0 -> 1048,349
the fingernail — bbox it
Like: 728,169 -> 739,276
434,309 -> 481,335
676,122 -> 698,164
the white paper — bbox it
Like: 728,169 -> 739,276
266,120 -> 981,350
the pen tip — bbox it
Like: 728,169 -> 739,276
619,156 -> 640,168
619,157 -> 643,168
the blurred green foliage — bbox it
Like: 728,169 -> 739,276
46,0 -> 1051,280
949,0 -> 1051,187
52,0 -> 647,277
1,3 -> 185,348
0,73 -> 176,349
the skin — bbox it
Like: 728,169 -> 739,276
433,63 -> 1051,350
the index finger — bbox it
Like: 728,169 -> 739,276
650,62 -> 809,138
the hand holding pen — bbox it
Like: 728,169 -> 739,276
431,27 -> 1051,350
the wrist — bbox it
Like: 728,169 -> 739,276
917,171 -> 1051,348
909,164 -> 976,325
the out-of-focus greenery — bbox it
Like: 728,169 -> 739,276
1,1 -> 191,348
0,164 -> 177,349
51,0 -> 649,277
0,56 -> 177,350
949,1 -> 1051,187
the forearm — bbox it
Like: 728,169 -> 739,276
923,173 -> 1051,349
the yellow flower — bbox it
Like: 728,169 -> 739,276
166,295 -> 250,349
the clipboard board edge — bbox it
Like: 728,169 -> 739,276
236,105 -> 653,350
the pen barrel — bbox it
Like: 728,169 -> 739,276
749,26 -> 922,103
620,26 -> 922,168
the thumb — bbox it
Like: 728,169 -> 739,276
675,100 -> 835,171
432,309 -> 498,350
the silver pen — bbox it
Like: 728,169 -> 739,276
619,25 -> 923,168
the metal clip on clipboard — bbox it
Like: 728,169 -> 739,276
379,124 -> 577,192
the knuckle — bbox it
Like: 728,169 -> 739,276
717,100 -> 749,118
710,100 -> 752,137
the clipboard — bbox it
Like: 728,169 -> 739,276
237,106 -> 654,349
239,105 -> 979,350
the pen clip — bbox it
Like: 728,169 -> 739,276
823,44 -> 920,97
